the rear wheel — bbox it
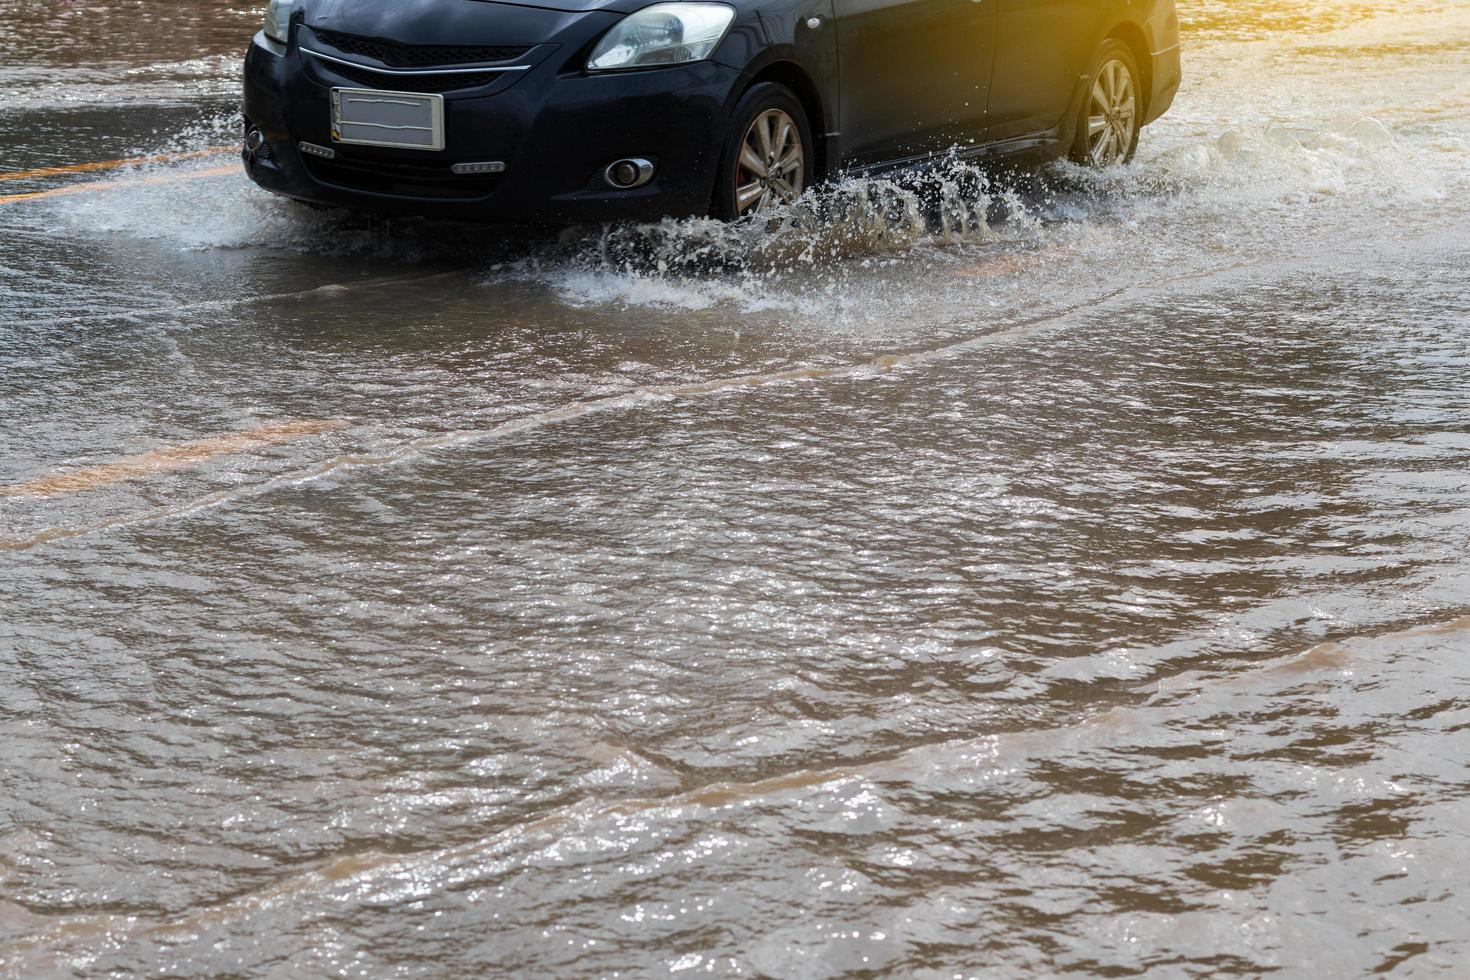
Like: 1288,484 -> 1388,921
1070,39 -> 1142,167
714,82 -> 813,220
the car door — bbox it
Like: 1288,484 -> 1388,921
986,0 -> 1100,143
832,0 -> 996,166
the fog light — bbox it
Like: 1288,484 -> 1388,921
244,127 -> 269,160
605,158 -> 655,190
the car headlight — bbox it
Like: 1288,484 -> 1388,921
587,3 -> 735,72
263,0 -> 299,45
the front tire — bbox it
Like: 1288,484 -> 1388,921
1070,39 -> 1142,167
713,82 -> 814,220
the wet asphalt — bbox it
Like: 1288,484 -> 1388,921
3,0 -> 1470,975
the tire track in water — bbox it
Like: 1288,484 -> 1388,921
0,256 -> 1263,554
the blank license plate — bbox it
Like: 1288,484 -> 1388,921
331,88 -> 444,151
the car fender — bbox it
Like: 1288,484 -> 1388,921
1098,0 -> 1181,124
713,0 -> 838,168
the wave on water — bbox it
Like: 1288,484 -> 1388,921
0,57 -> 242,111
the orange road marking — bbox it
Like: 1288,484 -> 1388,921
1,420 -> 346,499
0,164 -> 239,205
0,147 -> 234,184
950,244 -> 1075,278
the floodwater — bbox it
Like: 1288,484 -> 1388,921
2,0 -> 1469,974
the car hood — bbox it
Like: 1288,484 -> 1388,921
305,0 -> 651,43
464,0 -> 648,11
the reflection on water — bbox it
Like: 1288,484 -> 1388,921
1182,0 -> 1381,38
2,0 -> 1470,975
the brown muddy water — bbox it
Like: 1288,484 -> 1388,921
2,0 -> 1470,975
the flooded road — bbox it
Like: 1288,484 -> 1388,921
3,0 -> 1470,974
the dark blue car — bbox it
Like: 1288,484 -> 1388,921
242,0 -> 1181,222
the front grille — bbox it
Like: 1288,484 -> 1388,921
318,61 -> 496,94
305,156 -> 502,201
313,30 -> 528,68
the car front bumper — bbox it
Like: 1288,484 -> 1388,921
242,32 -> 744,223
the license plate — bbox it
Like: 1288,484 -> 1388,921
330,88 -> 444,151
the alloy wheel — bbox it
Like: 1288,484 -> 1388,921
1086,59 -> 1137,166
734,108 -> 805,216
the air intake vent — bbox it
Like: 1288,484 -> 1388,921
317,61 -> 497,95
303,156 -> 503,201
313,30 -> 528,68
